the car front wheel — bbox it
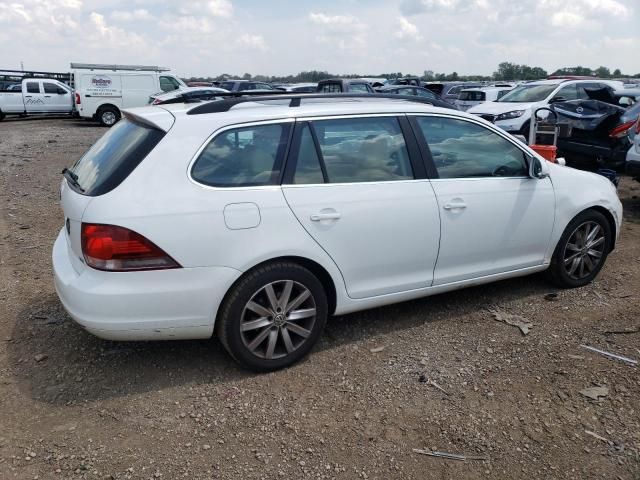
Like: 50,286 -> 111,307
547,210 -> 612,288
217,262 -> 328,371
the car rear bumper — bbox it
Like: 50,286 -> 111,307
52,229 -> 241,341
558,139 -> 629,169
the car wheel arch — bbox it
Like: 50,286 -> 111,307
583,206 -> 617,252
214,256 -> 338,334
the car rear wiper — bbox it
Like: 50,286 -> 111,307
61,168 -> 85,193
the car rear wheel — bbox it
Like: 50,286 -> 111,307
98,106 -> 120,127
217,262 -> 328,371
546,210 -> 612,288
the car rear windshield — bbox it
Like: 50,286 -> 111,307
68,119 -> 165,196
498,84 -> 557,103
459,91 -> 485,101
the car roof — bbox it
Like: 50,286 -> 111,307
145,97 -> 474,131
378,85 -> 415,90
460,86 -> 512,92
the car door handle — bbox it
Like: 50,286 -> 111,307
310,212 -> 341,221
44,95 -> 51,98
443,202 -> 467,210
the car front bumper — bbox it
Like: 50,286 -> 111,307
52,229 -> 241,341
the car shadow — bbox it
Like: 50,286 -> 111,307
8,274 -> 552,406
621,190 -> 640,223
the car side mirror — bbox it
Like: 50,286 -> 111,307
528,155 -> 549,179
57,89 -> 67,95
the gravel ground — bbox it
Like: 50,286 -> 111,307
1,117 -> 639,480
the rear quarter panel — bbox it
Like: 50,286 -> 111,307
80,117 -> 348,310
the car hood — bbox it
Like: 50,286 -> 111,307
468,102 -> 538,114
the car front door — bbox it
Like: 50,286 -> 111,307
282,116 -> 441,299
411,115 -> 555,285
43,82 -> 71,112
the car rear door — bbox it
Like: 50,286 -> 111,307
282,115 -> 441,299
411,114 -> 555,285
24,80 -> 45,112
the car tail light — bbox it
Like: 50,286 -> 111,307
75,92 -> 81,105
636,118 -> 640,135
609,120 -> 636,138
152,98 -> 161,105
81,223 -> 180,272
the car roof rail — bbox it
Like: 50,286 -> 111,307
186,92 -> 442,115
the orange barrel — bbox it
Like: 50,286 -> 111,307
530,144 -> 557,163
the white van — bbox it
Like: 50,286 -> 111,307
71,63 -> 186,126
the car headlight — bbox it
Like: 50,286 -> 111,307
495,110 -> 525,121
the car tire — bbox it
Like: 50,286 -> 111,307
217,262 -> 328,371
546,210 -> 612,288
0,110 -> 4,122
98,106 -> 120,127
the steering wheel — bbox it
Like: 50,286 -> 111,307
492,165 -> 511,177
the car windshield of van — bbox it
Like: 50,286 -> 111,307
498,84 -> 557,103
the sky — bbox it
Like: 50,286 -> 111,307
0,0 -> 638,78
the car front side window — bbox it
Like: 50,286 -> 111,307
415,116 -> 528,179
554,84 -> 578,101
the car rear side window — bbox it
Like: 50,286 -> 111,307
350,83 -> 370,93
459,91 -> 485,101
26,82 -> 40,93
68,119 -> 165,196
318,83 -> 342,93
292,126 -> 325,184
308,117 -> 413,183
415,116 -> 528,179
192,123 -> 291,187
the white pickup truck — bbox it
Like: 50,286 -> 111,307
0,78 -> 74,121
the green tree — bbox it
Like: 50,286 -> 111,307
595,66 -> 611,78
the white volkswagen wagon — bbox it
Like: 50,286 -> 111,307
53,95 -> 622,370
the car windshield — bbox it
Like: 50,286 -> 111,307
498,84 -> 558,103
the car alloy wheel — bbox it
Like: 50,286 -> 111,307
240,280 -> 316,360
102,111 -> 117,126
562,221 -> 606,280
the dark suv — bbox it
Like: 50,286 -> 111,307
317,79 -> 374,94
219,80 -> 278,92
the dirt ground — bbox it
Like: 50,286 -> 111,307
1,117 -> 639,480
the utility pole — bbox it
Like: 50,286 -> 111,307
20,61 -> 24,71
